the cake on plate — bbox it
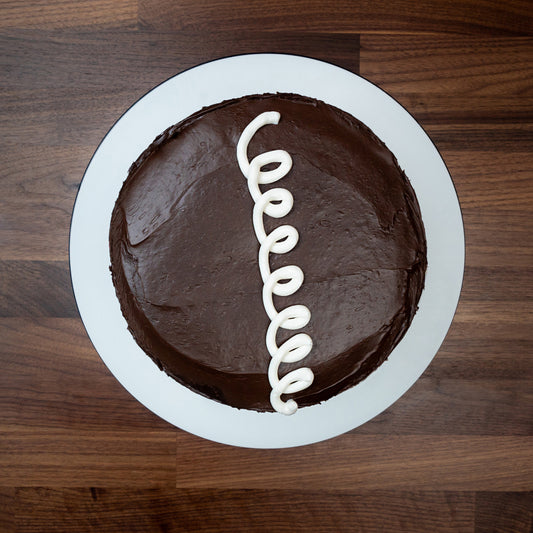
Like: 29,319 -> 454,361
109,93 -> 427,414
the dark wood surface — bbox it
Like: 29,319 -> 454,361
1,1 -> 532,531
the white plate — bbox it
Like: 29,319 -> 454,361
70,53 -> 464,448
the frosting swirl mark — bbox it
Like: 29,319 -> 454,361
237,111 -> 314,415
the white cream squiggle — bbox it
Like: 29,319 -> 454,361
237,111 -> 314,415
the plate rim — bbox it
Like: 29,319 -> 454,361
69,52 -> 465,448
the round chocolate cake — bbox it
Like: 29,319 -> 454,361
109,93 -> 427,413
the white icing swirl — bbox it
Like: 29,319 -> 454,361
237,111 -> 314,416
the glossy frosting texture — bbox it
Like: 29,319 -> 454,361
109,93 -> 427,411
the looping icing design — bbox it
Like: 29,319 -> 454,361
237,111 -> 314,415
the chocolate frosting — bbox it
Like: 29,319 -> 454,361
109,93 -> 427,412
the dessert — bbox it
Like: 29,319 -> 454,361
109,93 -> 427,413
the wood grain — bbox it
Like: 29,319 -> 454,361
445,152 -> 533,210
460,266 -> 533,301
174,434 -> 533,490
431,335 -> 533,380
453,300 -> 531,326
2,260 -> 530,317
461,210 -> 532,259
475,492 -> 533,533
0,318 -> 172,430
424,123 -> 533,151
0,262 -> 76,317
357,378 -> 533,435
7,489 -> 476,533
139,0 -> 533,36
0,142 -> 94,260
1,0 -> 532,530
0,88 -> 134,147
360,35 -> 533,153
0,1 -> 137,30
2,145 -> 530,261
0,488 -> 15,533
1,29 -> 360,90
466,245 -> 532,268
0,428 -> 176,487
360,36 -> 533,96
1,316 -> 530,436
376,95 -> 533,126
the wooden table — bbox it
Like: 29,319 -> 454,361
1,1 -> 532,531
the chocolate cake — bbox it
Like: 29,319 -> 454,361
109,93 -> 427,413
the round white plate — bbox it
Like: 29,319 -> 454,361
70,53 -> 464,448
